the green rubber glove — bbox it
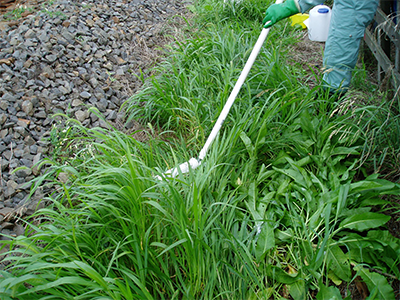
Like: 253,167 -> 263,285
263,0 -> 300,28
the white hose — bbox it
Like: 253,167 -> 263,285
157,0 -> 283,179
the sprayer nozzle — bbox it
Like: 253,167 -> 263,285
155,158 -> 201,180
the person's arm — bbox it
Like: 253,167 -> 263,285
263,0 -> 324,28
297,0 -> 325,13
263,0 -> 300,28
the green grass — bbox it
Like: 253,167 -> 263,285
2,6 -> 33,20
1,0 -> 400,299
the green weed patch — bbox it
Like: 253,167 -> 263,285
1,0 -> 399,299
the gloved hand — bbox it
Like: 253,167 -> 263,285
263,0 -> 300,28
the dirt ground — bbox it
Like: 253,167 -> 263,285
289,30 -> 325,88
0,0 -> 46,29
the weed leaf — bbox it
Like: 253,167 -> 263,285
326,245 -> 351,282
240,131 -> 254,157
339,212 -> 390,231
354,265 -> 395,300
350,179 -> 395,194
255,222 -> 275,262
316,284 -> 343,300
289,279 -> 306,300
267,265 -> 300,284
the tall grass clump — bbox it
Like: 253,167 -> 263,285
1,0 -> 400,299
348,55 -> 400,181
355,94 -> 400,181
124,0 -> 300,142
0,118 -> 287,299
343,60 -> 399,183
3,99 -> 400,299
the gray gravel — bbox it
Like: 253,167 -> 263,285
0,0 -> 189,235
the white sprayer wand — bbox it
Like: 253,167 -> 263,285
198,26 -> 273,161
157,2 -> 282,180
